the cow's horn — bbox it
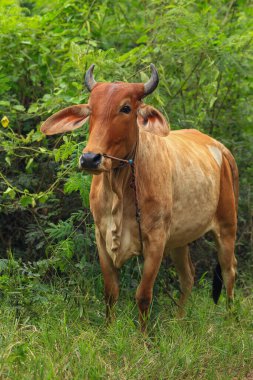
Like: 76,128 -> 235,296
85,64 -> 97,92
143,63 -> 159,96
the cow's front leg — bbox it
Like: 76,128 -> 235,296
135,232 -> 165,332
96,232 -> 119,323
99,252 -> 119,323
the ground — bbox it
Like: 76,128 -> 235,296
0,280 -> 252,380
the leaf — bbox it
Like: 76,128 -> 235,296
38,193 -> 48,204
3,187 -> 16,199
209,96 -> 217,109
46,220 -> 74,241
0,101 -> 10,106
32,131 -> 44,142
28,103 -> 39,114
39,147 -> 47,153
64,173 -> 90,207
59,239 -> 74,260
25,158 -> 34,171
20,195 -> 34,207
5,156 -> 11,166
54,140 -> 76,162
136,35 -> 148,44
13,105 -> 25,112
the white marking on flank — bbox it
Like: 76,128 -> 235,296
208,145 -> 222,167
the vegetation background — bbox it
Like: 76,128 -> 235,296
0,0 -> 252,379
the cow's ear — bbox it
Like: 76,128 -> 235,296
41,104 -> 90,135
137,104 -> 170,137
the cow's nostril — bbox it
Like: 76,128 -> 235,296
80,152 -> 102,170
93,153 -> 102,165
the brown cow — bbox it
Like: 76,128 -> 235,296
41,64 -> 238,331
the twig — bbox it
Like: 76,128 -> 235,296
164,288 -> 181,308
180,88 -> 186,121
209,71 -> 223,135
126,64 -> 153,81
172,55 -> 204,99
214,80 -> 234,122
222,0 -> 236,26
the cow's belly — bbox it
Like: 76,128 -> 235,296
167,213 -> 215,249
167,176 -> 220,248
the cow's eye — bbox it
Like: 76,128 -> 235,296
120,105 -> 131,114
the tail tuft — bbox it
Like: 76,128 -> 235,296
212,264 -> 223,304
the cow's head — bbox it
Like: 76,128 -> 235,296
41,64 -> 169,174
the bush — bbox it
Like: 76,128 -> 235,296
0,0 -> 252,285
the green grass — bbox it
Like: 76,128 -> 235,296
0,282 -> 252,380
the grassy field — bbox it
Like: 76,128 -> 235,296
0,277 -> 252,380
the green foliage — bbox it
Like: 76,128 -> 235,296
0,0 -> 252,298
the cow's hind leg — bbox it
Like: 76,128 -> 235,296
212,227 -> 237,307
170,245 -> 195,317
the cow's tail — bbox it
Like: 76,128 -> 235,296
221,145 -> 239,214
212,263 -> 223,304
212,144 -> 239,304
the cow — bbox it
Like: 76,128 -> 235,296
41,64 -> 238,332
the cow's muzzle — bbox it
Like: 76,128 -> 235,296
79,152 -> 102,170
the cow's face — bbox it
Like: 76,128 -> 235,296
41,64 -> 166,174
79,82 -> 144,173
